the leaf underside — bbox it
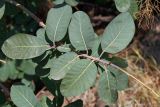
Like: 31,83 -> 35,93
49,52 -> 78,80
69,11 -> 95,51
101,12 -> 135,54
46,5 -> 72,43
11,85 -> 39,107
114,0 -> 131,12
98,67 -> 118,104
60,59 -> 97,97
2,33 -> 49,59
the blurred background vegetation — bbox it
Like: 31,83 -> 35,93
0,0 -> 160,106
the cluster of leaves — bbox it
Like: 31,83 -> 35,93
0,0 -> 137,106
0,0 -> 46,60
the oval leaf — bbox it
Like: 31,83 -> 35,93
0,62 -> 11,82
69,11 -> 95,51
91,34 -> 101,57
36,28 -> 48,44
114,0 -> 131,12
65,0 -> 78,6
108,66 -> 128,91
53,0 -> 64,5
0,0 -> 5,20
0,61 -> 19,82
46,5 -> 72,43
2,33 -> 49,59
101,12 -> 135,54
128,0 -> 138,19
19,60 -> 37,75
11,85 -> 39,107
98,66 -> 118,104
60,60 -> 97,97
49,52 -> 78,80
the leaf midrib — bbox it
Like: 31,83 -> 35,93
104,66 -> 112,101
103,20 -> 127,51
78,13 -> 88,51
51,56 -> 78,77
53,8 -> 66,42
66,60 -> 94,91
16,89 -> 35,107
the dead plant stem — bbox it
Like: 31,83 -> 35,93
79,54 -> 160,98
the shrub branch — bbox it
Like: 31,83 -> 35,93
0,83 -> 10,97
4,0 -> 160,100
0,59 -> 6,64
5,0 -> 46,28
79,54 -> 160,98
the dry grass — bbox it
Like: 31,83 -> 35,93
117,41 -> 160,107
136,0 -> 160,30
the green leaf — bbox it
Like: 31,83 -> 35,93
1,104 -> 12,107
60,60 -> 97,97
65,0 -> 79,6
57,44 -> 71,52
109,57 -> 128,68
49,52 -> 78,80
53,0 -> 64,5
128,0 -> 138,19
91,34 -> 101,57
11,85 -> 39,107
108,66 -> 128,91
2,33 -> 49,59
114,0 -> 131,12
0,61 -> 19,82
40,96 -> 54,107
98,66 -> 118,104
0,0 -> 5,20
36,28 -> 48,44
101,12 -> 135,54
46,5 -> 72,43
65,99 -> 83,107
21,78 -> 35,90
19,60 -> 37,75
43,57 -> 56,68
69,11 -> 95,51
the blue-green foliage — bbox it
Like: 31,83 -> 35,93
0,0 -> 137,106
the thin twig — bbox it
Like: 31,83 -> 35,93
74,6 -> 79,11
65,98 -> 70,104
92,15 -> 114,22
112,64 -> 160,98
79,54 -> 111,66
5,0 -> 46,28
0,60 -> 6,64
0,83 -> 10,97
79,54 -> 160,98
36,87 -> 46,98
